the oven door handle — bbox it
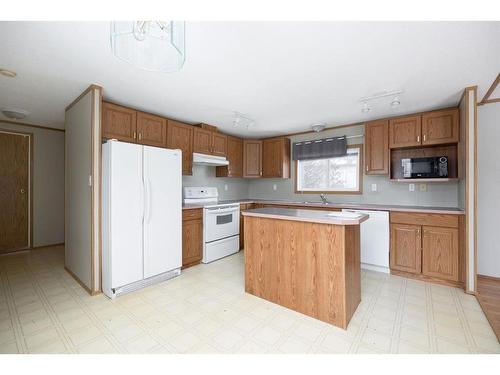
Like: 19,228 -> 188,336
206,207 -> 239,214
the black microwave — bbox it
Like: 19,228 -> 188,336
401,156 -> 448,179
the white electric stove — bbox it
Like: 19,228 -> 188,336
183,187 -> 240,263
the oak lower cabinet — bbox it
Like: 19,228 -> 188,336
389,212 -> 462,285
167,120 -> 194,175
216,135 -> 243,177
136,112 -> 167,147
182,209 -> 203,268
243,140 -> 263,178
390,224 -> 422,274
262,137 -> 291,178
365,120 -> 389,175
102,102 -> 137,142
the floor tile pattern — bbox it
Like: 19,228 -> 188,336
1,246 -> 499,354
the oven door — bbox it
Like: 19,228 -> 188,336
204,205 -> 240,243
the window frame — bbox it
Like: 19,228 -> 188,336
294,144 -> 364,195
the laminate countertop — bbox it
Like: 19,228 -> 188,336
242,207 -> 369,226
182,199 -> 465,215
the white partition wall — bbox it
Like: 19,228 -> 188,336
64,85 -> 102,294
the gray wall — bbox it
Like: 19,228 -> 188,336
477,102 -> 500,278
183,164 -> 249,200
248,124 -> 459,207
0,121 -> 65,247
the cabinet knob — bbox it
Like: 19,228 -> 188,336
133,132 -> 137,139
417,135 -> 420,143
423,134 -> 426,142
138,133 -> 142,141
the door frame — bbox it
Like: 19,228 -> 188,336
0,128 -> 34,252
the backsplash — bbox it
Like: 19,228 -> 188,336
182,164 -> 249,200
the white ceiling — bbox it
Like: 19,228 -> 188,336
0,21 -> 499,137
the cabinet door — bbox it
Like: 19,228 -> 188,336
136,112 -> 167,147
243,140 -> 262,178
365,120 -> 389,175
102,102 -> 137,142
422,226 -> 459,281
217,135 -> 243,177
389,115 -> 422,148
167,120 -> 194,175
262,138 -> 284,178
212,133 -> 228,157
193,127 -> 212,155
390,224 -> 422,274
422,109 -> 459,145
182,218 -> 203,266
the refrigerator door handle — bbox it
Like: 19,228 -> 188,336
144,178 -> 151,223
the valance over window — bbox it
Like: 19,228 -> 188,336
292,136 -> 347,161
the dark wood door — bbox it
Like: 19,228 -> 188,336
167,120 -> 194,175
212,133 -> 227,157
182,218 -> 203,267
0,132 -> 30,253
389,115 -> 422,148
390,224 -> 421,274
422,226 -> 459,281
262,138 -> 282,178
216,135 -> 243,177
243,140 -> 262,178
422,109 -> 459,145
136,112 -> 167,147
193,127 -> 212,155
102,102 -> 137,142
365,120 -> 389,175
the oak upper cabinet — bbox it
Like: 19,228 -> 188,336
167,120 -> 194,175
422,226 -> 459,282
102,102 -> 137,142
216,135 -> 243,177
262,137 -> 291,178
212,132 -> 228,157
182,209 -> 203,267
422,108 -> 459,146
193,127 -> 212,155
243,140 -> 263,178
364,120 -> 389,175
136,112 -> 167,147
389,115 -> 422,148
390,223 -> 422,274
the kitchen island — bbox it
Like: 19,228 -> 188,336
242,207 -> 369,329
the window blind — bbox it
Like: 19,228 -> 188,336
292,136 -> 347,161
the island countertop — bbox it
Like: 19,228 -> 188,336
242,207 -> 369,225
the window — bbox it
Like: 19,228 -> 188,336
296,146 -> 362,193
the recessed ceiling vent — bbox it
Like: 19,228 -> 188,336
1,108 -> 30,120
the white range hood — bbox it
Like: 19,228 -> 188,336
192,152 -> 229,166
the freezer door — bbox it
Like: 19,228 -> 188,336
143,146 -> 182,278
105,141 -> 144,290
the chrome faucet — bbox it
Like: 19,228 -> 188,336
319,194 -> 328,204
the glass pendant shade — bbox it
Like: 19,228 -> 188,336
111,21 -> 185,73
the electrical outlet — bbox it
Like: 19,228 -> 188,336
224,184 -> 228,191
273,184 -> 277,191
409,183 -> 415,192
371,183 -> 377,192
419,183 -> 427,192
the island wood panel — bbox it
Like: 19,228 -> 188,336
167,120 -> 194,175
244,216 -> 360,329
102,102 -> 137,142
389,115 -> 422,148
365,120 -> 389,175
136,112 -> 167,147
422,108 -> 459,145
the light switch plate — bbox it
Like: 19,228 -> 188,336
273,184 -> 277,191
409,183 -> 415,192
371,183 -> 377,192
419,183 -> 427,192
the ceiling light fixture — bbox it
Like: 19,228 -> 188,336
311,123 -> 326,133
0,68 -> 17,78
233,112 -> 255,129
359,89 -> 404,103
110,21 -> 185,73
361,102 -> 371,113
1,108 -> 29,120
390,96 -> 401,107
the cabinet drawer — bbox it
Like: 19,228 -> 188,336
390,212 -> 458,228
183,208 -> 202,220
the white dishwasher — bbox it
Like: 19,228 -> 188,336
342,209 -> 390,273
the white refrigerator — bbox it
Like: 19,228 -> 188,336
102,140 -> 182,298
